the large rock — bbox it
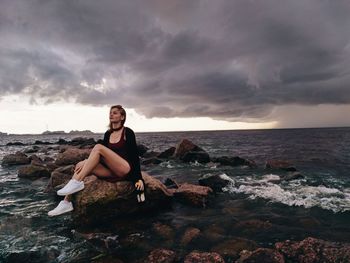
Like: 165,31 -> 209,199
275,237 -> 350,263
211,238 -> 258,260
237,248 -> 285,263
184,251 -> 225,263
157,147 -> 176,159
173,183 -> 213,207
18,164 -> 51,179
145,249 -> 176,263
72,172 -> 173,225
55,148 -> 91,165
212,156 -> 256,167
68,137 -> 96,147
45,165 -> 75,192
174,139 -> 202,158
181,151 -> 210,163
1,151 -> 30,166
181,227 -> 201,246
198,173 -> 234,192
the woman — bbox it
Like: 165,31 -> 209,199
48,105 -> 145,216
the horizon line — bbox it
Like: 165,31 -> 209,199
1,125 -> 349,135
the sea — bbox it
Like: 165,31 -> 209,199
0,127 -> 349,262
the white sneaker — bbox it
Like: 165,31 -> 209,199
48,200 -> 73,216
57,179 -> 84,196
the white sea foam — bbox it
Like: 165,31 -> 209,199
223,175 -> 350,213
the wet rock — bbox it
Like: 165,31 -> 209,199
73,230 -> 120,252
142,157 -> 163,165
184,251 -> 225,263
212,156 -> 256,167
174,139 -> 206,157
24,145 -> 40,153
34,140 -> 52,145
57,138 -> 68,145
158,147 -> 176,159
164,178 -> 179,189
55,147 -> 91,165
153,223 -> 175,240
198,173 -> 234,192
237,248 -> 285,263
137,144 -> 149,156
281,171 -> 304,181
265,160 -> 297,171
145,248 -> 176,263
72,172 -> 173,225
69,137 -> 96,147
18,164 -> 51,178
29,154 -> 44,166
181,227 -> 201,246
275,237 -> 350,263
211,238 -> 258,260
173,183 -> 213,207
6,141 -> 25,146
142,151 -> 161,158
181,151 -> 210,163
1,151 -> 30,166
45,165 -> 75,192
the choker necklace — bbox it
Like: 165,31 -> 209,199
111,125 -> 123,132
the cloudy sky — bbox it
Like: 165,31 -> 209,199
1,0 -> 350,134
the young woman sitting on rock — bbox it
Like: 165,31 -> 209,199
48,105 -> 145,216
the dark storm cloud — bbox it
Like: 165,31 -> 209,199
1,0 -> 350,123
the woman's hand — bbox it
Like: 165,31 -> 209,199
135,179 -> 144,191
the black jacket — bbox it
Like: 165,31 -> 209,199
99,127 -> 142,184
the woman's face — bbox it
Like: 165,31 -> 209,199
109,108 -> 124,123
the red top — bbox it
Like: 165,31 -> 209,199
108,127 -> 128,161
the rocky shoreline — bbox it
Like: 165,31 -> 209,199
1,137 -> 349,262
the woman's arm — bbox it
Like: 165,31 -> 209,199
126,128 -> 142,184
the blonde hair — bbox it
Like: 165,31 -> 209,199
108,105 -> 126,130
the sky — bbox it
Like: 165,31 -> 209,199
1,0 -> 350,134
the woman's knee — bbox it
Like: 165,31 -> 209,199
92,144 -> 104,153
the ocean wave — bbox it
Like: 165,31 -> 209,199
223,174 -> 350,213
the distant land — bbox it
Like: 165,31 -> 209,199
41,130 -> 95,135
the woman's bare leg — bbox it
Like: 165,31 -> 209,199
73,144 -> 130,181
63,160 -> 123,201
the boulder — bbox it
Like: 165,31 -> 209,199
141,157 -> 163,165
23,146 -> 40,153
173,139 -> 205,158
1,151 -> 30,166
265,160 -> 297,171
211,238 -> 258,260
237,248 -> 285,263
184,251 -> 225,263
34,140 -> 52,145
198,173 -> 234,192
212,156 -> 256,167
18,164 -> 51,178
137,144 -> 149,157
142,151 -> 161,158
181,151 -> 210,163
153,223 -> 175,240
173,183 -> 213,207
157,147 -> 176,159
275,237 -> 350,263
72,172 -> 173,225
45,165 -> 75,192
55,148 -> 91,165
145,249 -> 176,263
69,137 -> 96,147
6,142 -> 25,146
181,227 -> 201,246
